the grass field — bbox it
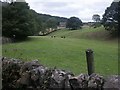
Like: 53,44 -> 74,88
2,27 -> 118,75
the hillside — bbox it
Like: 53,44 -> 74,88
48,26 -> 118,42
2,26 -> 118,75
38,13 -> 68,23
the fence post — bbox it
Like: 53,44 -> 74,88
86,49 -> 94,75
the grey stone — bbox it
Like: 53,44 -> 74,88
2,57 -> 118,90
103,75 -> 120,89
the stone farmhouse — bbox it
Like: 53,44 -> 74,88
57,22 -> 66,29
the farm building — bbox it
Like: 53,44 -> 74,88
57,22 -> 66,29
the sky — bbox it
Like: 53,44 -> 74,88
25,0 -> 114,22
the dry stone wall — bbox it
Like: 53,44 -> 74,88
1,57 -> 120,90
2,37 -> 13,44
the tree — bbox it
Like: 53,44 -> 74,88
92,14 -> 100,22
66,17 -> 82,30
2,0 -> 69,39
92,14 -> 101,28
2,1 -> 35,39
102,1 -> 119,36
29,9 -> 43,35
118,1 -> 120,36
46,17 -> 57,29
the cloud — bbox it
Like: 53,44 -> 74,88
26,0 -> 114,22
113,0 -> 120,2
41,2 -> 68,8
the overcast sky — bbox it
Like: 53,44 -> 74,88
25,0 -> 113,22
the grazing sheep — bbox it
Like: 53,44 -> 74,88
61,36 -> 65,39
51,35 -> 56,38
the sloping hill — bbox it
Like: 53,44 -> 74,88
48,26 -> 117,42
2,26 -> 118,75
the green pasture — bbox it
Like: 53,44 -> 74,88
2,27 -> 118,75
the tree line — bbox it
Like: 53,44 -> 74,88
2,0 -> 83,40
102,1 -> 119,37
90,1 -> 119,37
2,1 -> 68,39
2,0 -> 119,40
